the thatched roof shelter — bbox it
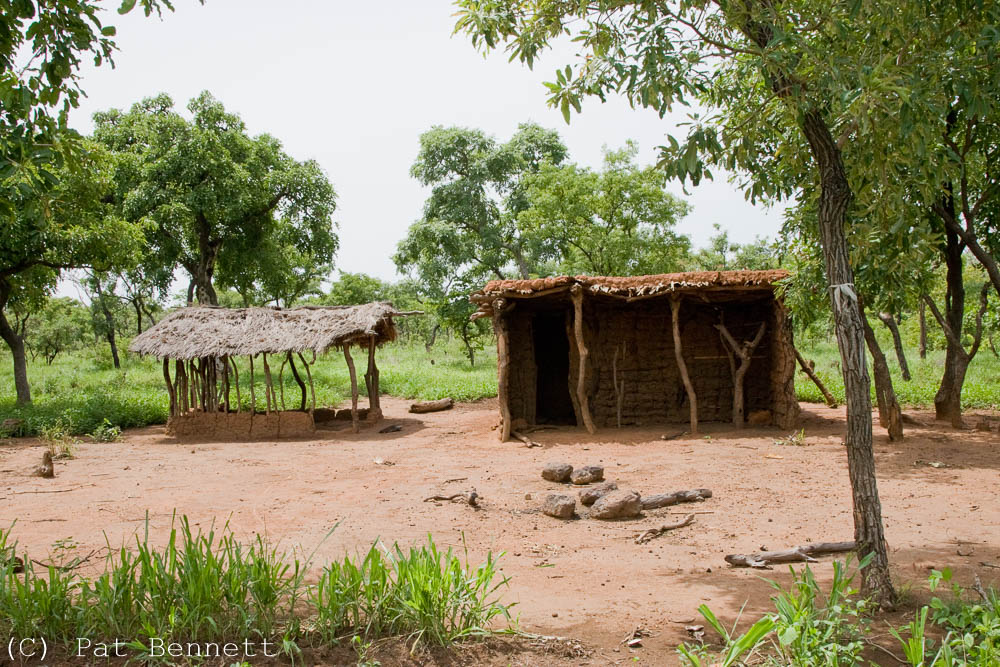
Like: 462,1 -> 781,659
472,270 -> 797,441
130,303 -> 414,438
129,303 -> 400,360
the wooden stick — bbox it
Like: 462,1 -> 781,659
511,430 -> 541,448
635,514 -> 695,544
287,351 -> 306,411
262,353 -> 274,414
793,346 -> 838,408
409,398 -> 454,413
565,309 -> 582,426
222,356 -> 230,413
249,355 -> 256,416
670,296 -> 698,434
176,360 -> 188,413
423,488 -> 478,506
278,354 -> 287,410
343,345 -> 360,433
493,298 -> 512,441
365,334 -> 380,418
297,352 -> 316,416
232,357 -> 241,413
163,358 -> 176,418
571,285 -> 596,434
725,541 -> 856,568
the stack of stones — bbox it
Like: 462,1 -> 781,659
540,462 -> 641,520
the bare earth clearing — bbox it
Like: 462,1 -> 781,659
1,398 -> 998,665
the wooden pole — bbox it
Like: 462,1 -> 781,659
297,352 -> 316,416
278,355 -> 287,410
612,343 -> 625,428
232,357 -> 241,413
670,296 -> 698,435
176,360 -> 188,413
249,355 -> 256,415
262,353 -> 274,415
715,320 -> 767,427
163,358 -> 176,418
365,335 -> 381,420
570,285 -> 596,434
222,356 -> 230,413
287,351 -> 307,411
493,299 -> 513,441
343,345 -> 360,433
793,346 -> 838,408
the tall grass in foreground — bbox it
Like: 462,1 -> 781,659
0,519 -> 512,658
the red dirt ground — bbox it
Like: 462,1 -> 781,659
1,398 -> 998,666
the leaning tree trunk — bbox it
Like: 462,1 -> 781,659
95,282 -> 121,369
918,301 -> 927,359
878,313 -> 910,381
799,110 -> 896,608
0,302 -> 31,405
862,311 -> 903,440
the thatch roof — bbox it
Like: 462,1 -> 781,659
129,303 -> 403,360
470,270 -> 789,317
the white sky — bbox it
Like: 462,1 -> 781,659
69,0 -> 786,282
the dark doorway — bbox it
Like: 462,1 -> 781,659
533,311 -> 576,424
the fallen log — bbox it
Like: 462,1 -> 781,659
725,541 -> 856,569
511,430 -> 541,448
635,514 -> 696,544
641,488 -> 712,510
409,398 -> 454,414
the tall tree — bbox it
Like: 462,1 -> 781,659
93,92 -> 339,305
455,0 -> 915,606
518,142 -> 691,275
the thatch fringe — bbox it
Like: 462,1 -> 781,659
129,303 -> 402,360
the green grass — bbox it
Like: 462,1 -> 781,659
0,338 -> 497,436
2,332 -> 998,436
793,339 -> 1000,410
0,518 -> 512,657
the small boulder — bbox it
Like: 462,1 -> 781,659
542,462 -> 573,483
579,481 -> 617,506
542,494 -> 575,519
570,465 -> 605,485
590,489 -> 642,520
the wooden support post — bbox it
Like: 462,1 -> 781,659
612,343 -> 625,428
222,356 -> 231,413
287,351 -> 307,411
570,285 -> 596,434
365,335 -> 381,421
343,345 -> 360,433
297,352 -> 316,416
163,358 -> 176,418
670,296 -> 698,435
188,360 -> 198,411
232,357 -> 242,413
249,355 -> 256,415
278,355 -> 287,410
493,298 -> 513,441
565,310 -> 582,425
793,346 -> 838,408
262,353 -> 274,415
716,319 -> 767,427
176,360 -> 188,413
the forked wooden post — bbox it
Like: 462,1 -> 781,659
570,285 -> 596,434
493,298 -> 512,441
716,319 -> 767,427
343,345 -> 360,433
669,295 -> 698,435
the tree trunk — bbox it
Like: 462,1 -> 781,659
0,293 -> 31,405
95,281 -> 121,369
287,352 -> 307,411
669,296 -> 698,435
878,312 -> 910,381
425,323 -> 440,353
134,300 -> 144,335
460,323 -> 475,366
935,226 -> 966,425
799,110 -> 896,608
918,301 -> 927,359
862,311 -> 903,440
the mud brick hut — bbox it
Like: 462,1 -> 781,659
470,270 -> 798,440
129,303 -> 405,439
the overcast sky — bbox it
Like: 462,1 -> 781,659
70,0 -> 786,282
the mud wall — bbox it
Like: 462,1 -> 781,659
502,294 -> 795,428
166,410 -> 316,440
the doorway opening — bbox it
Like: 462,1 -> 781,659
532,311 -> 576,424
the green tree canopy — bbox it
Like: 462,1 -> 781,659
93,91 -> 339,305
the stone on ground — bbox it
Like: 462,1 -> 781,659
590,489 -> 642,520
579,481 -> 617,506
542,494 -> 576,519
570,465 -> 605,485
542,462 -> 573,483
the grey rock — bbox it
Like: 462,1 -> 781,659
570,465 -> 605,485
579,482 -> 618,506
541,462 -> 573,483
542,494 -> 576,519
590,490 -> 642,520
